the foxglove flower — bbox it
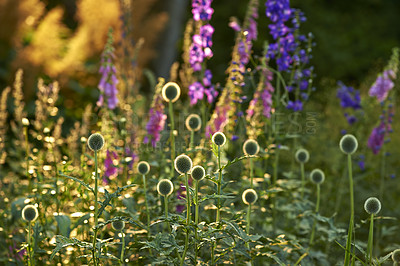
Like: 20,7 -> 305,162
144,108 -> 167,147
104,150 -> 118,179
369,70 -> 396,102
367,123 -> 385,155
97,31 -> 119,110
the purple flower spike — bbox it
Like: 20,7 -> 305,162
367,123 -> 385,154
369,70 -> 396,102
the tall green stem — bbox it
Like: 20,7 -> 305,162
181,173 -> 191,266
344,154 -> 354,266
376,147 -> 386,253
249,158 -> 254,188
28,221 -> 33,266
169,101 -> 175,178
24,126 -> 31,192
216,146 -> 222,223
300,163 -> 305,200
92,151 -> 99,266
143,175 -> 150,238
309,184 -> 320,247
195,180 -> 199,265
190,130 -> 195,152
120,230 -> 125,265
367,214 -> 374,264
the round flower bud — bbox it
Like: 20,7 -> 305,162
22,205 -> 38,222
22,118 -> 30,126
392,249 -> 400,263
364,197 -> 381,215
157,179 -> 174,196
309,169 -> 325,185
191,165 -> 205,181
243,139 -> 259,156
161,82 -> 181,103
339,134 -> 358,155
137,161 -> 150,175
87,133 -> 105,151
242,189 -> 258,205
112,220 -> 125,231
295,148 -> 309,164
174,154 -> 192,175
185,114 -> 202,132
212,132 -> 226,146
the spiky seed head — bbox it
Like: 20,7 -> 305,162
185,114 -> 202,132
157,179 -> 174,196
161,82 -> 181,103
310,169 -> 325,185
137,161 -> 150,175
339,134 -> 358,155
243,139 -> 260,156
174,154 -> 192,174
191,165 -> 205,181
112,220 -> 125,231
22,118 -> 30,126
87,133 -> 105,151
364,197 -> 381,215
242,189 -> 258,205
22,205 -> 38,222
212,132 -> 226,146
392,249 -> 400,263
295,148 -> 310,163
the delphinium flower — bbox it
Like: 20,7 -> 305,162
144,79 -> 167,147
97,29 -> 119,110
188,0 -> 218,106
265,0 -> 314,112
336,81 -> 362,125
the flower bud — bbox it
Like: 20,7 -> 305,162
112,220 -> 125,231
310,169 -> 325,184
137,161 -> 150,175
243,139 -> 260,156
22,204 -> 38,222
242,189 -> 258,205
157,179 -> 174,196
364,197 -> 381,215
161,82 -> 181,103
185,114 -> 202,132
174,154 -> 192,175
339,134 -> 358,154
392,249 -> 400,263
212,132 -> 226,146
87,133 -> 105,151
295,148 -> 309,163
191,165 -> 205,181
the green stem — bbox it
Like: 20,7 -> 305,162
211,240 -> 215,265
28,222 -> 33,266
300,163 -> 305,200
216,146 -> 222,223
24,126 -> 30,192
250,158 -> 254,188
181,229 -> 189,266
344,154 -> 354,266
143,175 -> 151,239
120,230 -> 125,265
190,130 -> 195,152
367,214 -> 374,264
185,173 -> 191,225
92,151 -> 99,266
195,180 -> 199,265
309,184 -> 320,247
169,101 -> 175,178
246,204 -> 253,265
376,147 -> 386,253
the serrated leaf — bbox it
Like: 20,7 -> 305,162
97,184 -> 136,218
55,215 -> 71,237
59,172 -> 94,193
50,235 -> 92,261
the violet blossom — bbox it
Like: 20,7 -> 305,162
368,70 -> 396,102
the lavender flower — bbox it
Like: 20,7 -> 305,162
369,70 -> 396,102
97,30 -> 119,110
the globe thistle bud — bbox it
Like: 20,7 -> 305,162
22,118 -> 30,126
364,197 -> 381,215
242,189 -> 258,205
212,132 -> 226,146
161,82 -> 181,103
22,204 -> 38,222
339,134 -> 358,155
87,133 -> 105,151
157,179 -> 174,196
392,249 -> 400,263
295,148 -> 309,163
174,154 -> 193,175
185,114 -> 202,132
243,139 -> 260,156
112,220 -> 125,231
137,161 -> 150,175
309,169 -> 325,185
191,165 -> 205,181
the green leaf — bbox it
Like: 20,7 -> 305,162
199,193 -> 235,203
50,235 -> 92,261
95,216 -> 144,231
59,172 -> 94,193
55,215 -> 71,237
97,184 -> 136,218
